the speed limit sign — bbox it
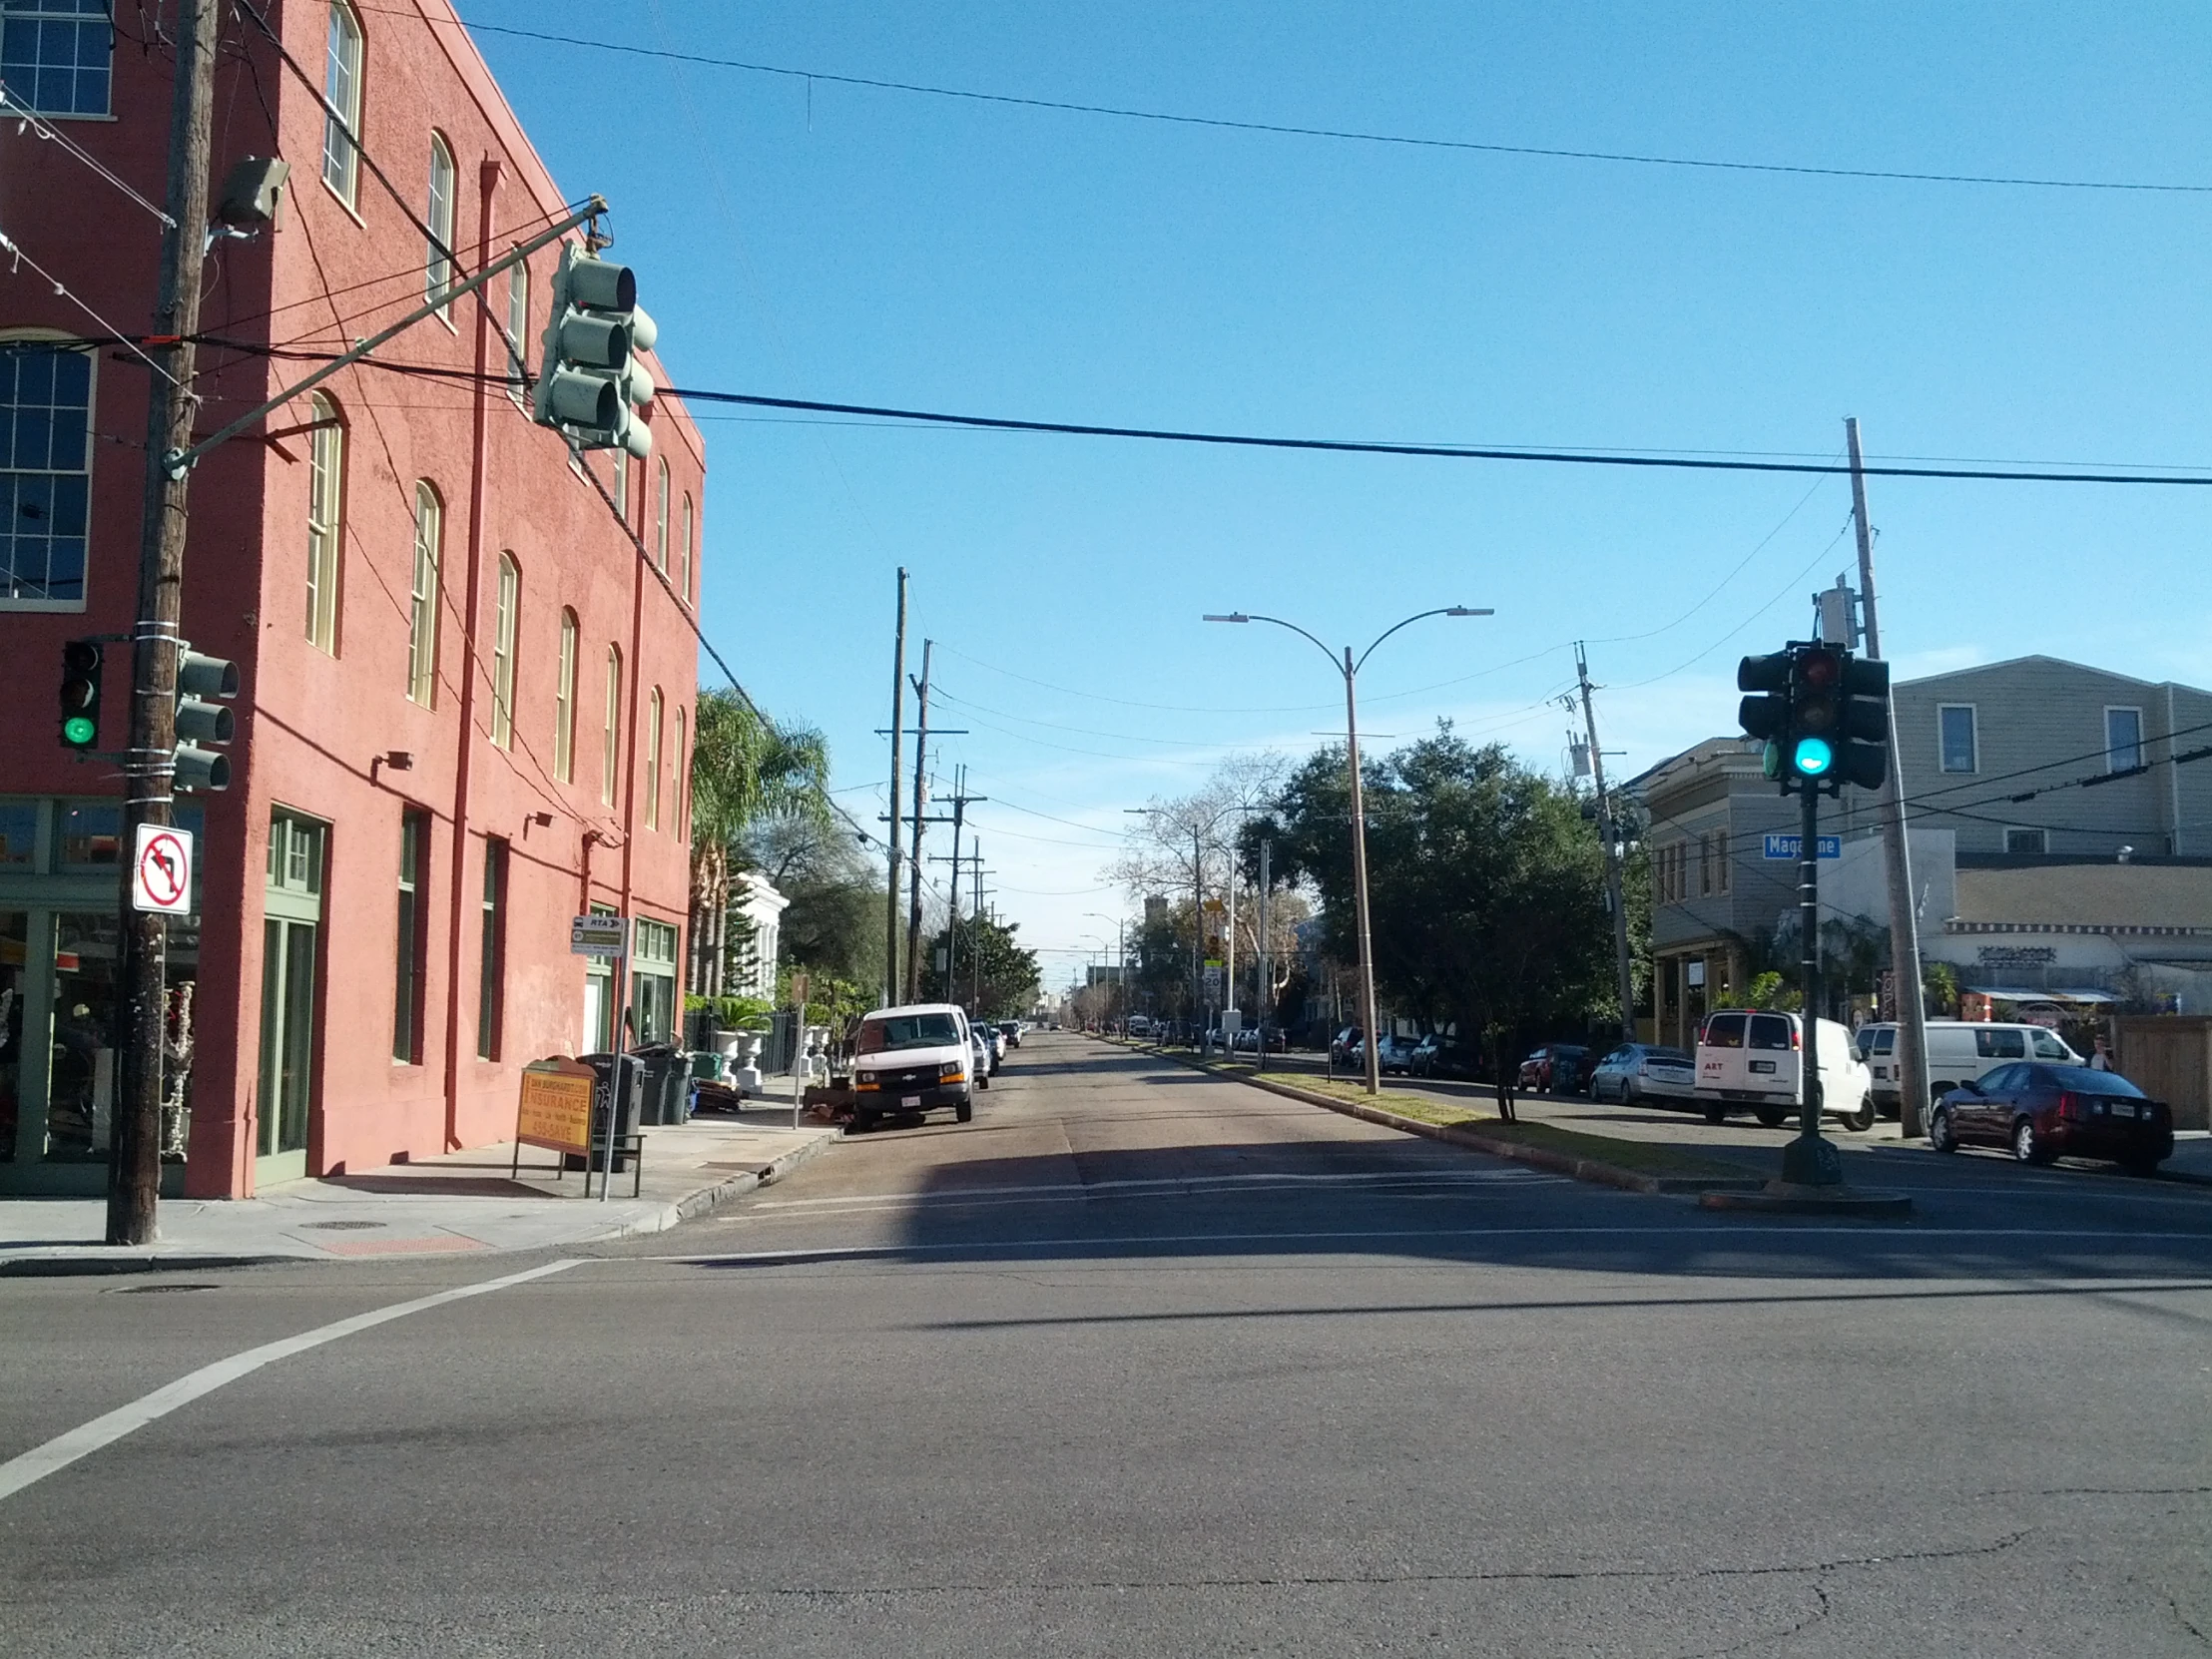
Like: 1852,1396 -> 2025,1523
132,824 -> 194,915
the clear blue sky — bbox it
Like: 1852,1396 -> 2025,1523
461,2 -> 2212,983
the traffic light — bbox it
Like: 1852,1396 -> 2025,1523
1791,644 -> 1846,782
59,639 -> 103,751
173,648 -> 238,792
532,244 -> 657,459
1736,651 -> 1793,781
1833,654 -> 1891,790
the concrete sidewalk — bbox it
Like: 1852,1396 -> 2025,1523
0,1106 -> 841,1275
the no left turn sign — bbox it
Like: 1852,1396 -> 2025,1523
133,824 -> 194,915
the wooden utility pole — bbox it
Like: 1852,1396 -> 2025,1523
903,639 -> 932,1002
109,0 -> 219,1246
883,569 -> 907,1008
1847,418 -> 1933,1136
1576,642 -> 1639,1042
927,769 -> 984,1002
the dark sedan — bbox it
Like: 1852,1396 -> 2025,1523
1517,1044 -> 1590,1095
1408,1033 -> 1482,1080
1930,1062 -> 2172,1173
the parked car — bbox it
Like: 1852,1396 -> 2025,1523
1230,1025 -> 1288,1054
1408,1033 -> 1481,1080
1587,1043 -> 1697,1107
850,1002 -> 976,1128
1694,1009 -> 1876,1131
1329,1026 -> 1364,1066
1930,1062 -> 2170,1172
1373,1032 -> 1423,1075
1517,1044 -> 1590,1095
1855,1019 -> 2081,1116
997,1019 -> 1022,1050
980,1024 -> 1006,1073
1126,1014 -> 1153,1039
969,1026 -> 994,1089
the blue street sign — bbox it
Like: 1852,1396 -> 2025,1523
1763,833 -> 1840,860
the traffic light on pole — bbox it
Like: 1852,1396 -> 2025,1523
1736,651 -> 1793,782
173,648 -> 239,792
1790,644 -> 1846,783
1833,654 -> 1891,790
59,639 -> 103,751
532,245 -> 657,459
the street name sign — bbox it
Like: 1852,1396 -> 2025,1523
1762,833 -> 1840,860
570,913 -> 628,957
131,824 -> 193,914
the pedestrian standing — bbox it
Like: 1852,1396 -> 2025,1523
2089,1034 -> 2114,1072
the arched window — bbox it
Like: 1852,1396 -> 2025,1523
553,608 -> 578,782
645,687 -> 664,830
407,483 -> 441,705
320,2 -> 363,206
654,459 -> 670,573
490,553 -> 519,749
601,645 -> 622,806
503,256 -> 529,408
0,332 -> 96,608
674,704 -> 688,834
304,392 -> 343,650
679,493 -> 694,607
425,133 -> 456,314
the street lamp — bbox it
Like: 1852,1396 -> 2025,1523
1204,606 -> 1493,1095
1083,910 -> 1126,1015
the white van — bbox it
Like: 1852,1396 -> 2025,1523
1695,1009 -> 1878,1131
1854,1019 -> 2080,1115
849,1002 -> 976,1130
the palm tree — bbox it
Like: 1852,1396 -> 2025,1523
688,689 -> 831,998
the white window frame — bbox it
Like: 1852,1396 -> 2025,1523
320,1 -> 363,208
645,686 -> 663,830
553,609 -> 578,782
601,645 -> 622,806
0,329 -> 96,612
490,552 -> 518,749
1,0 -> 115,118
304,392 -> 342,650
654,459 -> 670,573
503,256 -> 529,409
407,482 -> 441,706
674,704 -> 688,834
2105,705 -> 2144,773
680,491 -> 694,607
425,132 -> 456,319
1937,704 -> 1977,775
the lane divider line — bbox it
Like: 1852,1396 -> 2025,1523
0,1257 -> 582,1505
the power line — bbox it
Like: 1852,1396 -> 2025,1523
367,8 -> 2212,198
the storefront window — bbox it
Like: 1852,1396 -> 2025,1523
0,801 -> 35,866
630,917 -> 678,1046
45,909 -> 118,1161
0,911 -> 27,1162
59,801 -> 118,868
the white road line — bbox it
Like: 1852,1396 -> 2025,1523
0,1258 -> 581,1505
629,1225 -> 2212,1266
754,1170 -> 1549,1211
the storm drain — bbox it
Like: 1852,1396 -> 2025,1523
111,1283 -> 221,1294
299,1220 -> 387,1231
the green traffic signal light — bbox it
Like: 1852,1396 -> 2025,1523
1793,735 -> 1835,777
63,714 -> 96,746
59,639 -> 102,752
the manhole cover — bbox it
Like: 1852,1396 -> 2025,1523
300,1220 -> 386,1231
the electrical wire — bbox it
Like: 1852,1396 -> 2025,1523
359,7 -> 2212,197
0,80 -> 175,224
0,227 -> 180,383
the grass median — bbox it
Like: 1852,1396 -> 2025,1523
1181,1052 -> 1754,1184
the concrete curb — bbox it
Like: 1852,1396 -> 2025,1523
0,1130 -> 844,1277
1698,1183 -> 1915,1219
1138,1042 -> 1763,1197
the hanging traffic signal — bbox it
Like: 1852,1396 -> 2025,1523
59,639 -> 103,751
1737,651 -> 1793,781
174,648 -> 239,792
1833,654 -> 1891,790
532,245 -> 657,459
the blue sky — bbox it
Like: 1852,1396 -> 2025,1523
461,2 -> 2212,984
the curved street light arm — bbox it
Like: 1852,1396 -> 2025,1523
1356,606 -> 1485,674
1233,613 -> 1350,680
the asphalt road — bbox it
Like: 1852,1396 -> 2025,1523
5,1032 -> 2211,1657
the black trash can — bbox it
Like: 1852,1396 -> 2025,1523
629,1044 -> 687,1126
564,1051 -> 643,1170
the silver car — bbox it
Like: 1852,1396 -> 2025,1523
1587,1043 -> 1697,1107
